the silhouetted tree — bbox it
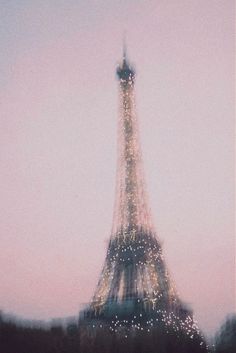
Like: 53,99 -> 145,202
215,314 -> 236,353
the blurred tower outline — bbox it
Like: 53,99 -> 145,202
82,48 -> 184,316
79,50 -> 206,353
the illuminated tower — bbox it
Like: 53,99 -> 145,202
80,50 -> 206,351
88,49 -> 179,315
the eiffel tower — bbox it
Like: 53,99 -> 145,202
79,48 -> 207,350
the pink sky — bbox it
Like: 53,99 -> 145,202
0,1 -> 235,336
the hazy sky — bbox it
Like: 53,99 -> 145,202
0,0 -> 235,337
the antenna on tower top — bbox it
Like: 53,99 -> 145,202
117,33 -> 135,81
123,31 -> 127,60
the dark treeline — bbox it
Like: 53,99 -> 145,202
0,312 -> 207,353
0,311 -> 235,353
0,313 -> 80,353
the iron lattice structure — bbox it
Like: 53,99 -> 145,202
80,52 -> 206,350
89,52 -> 179,315
80,51 -> 207,353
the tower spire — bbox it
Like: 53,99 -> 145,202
122,32 -> 127,60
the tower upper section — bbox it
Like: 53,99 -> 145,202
111,51 -> 154,237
